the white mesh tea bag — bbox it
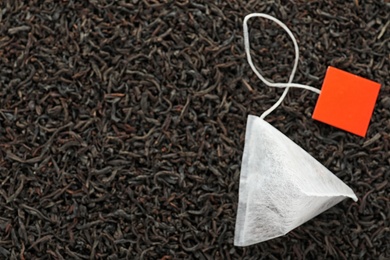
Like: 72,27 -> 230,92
235,116 -> 357,246
235,14 -> 358,246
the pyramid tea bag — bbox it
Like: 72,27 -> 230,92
234,13 -> 370,246
234,116 -> 357,246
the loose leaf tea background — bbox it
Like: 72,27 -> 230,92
0,1 -> 389,259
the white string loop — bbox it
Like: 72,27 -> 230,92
243,13 -> 321,119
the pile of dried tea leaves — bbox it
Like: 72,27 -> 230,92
0,1 -> 388,259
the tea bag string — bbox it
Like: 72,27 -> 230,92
243,13 -> 321,120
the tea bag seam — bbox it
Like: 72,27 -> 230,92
236,113 -> 256,245
298,191 -> 358,201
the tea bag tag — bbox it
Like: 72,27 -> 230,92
313,66 -> 381,137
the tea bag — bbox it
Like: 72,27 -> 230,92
235,14 -> 359,246
234,115 -> 358,246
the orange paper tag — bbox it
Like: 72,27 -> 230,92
312,66 -> 380,137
